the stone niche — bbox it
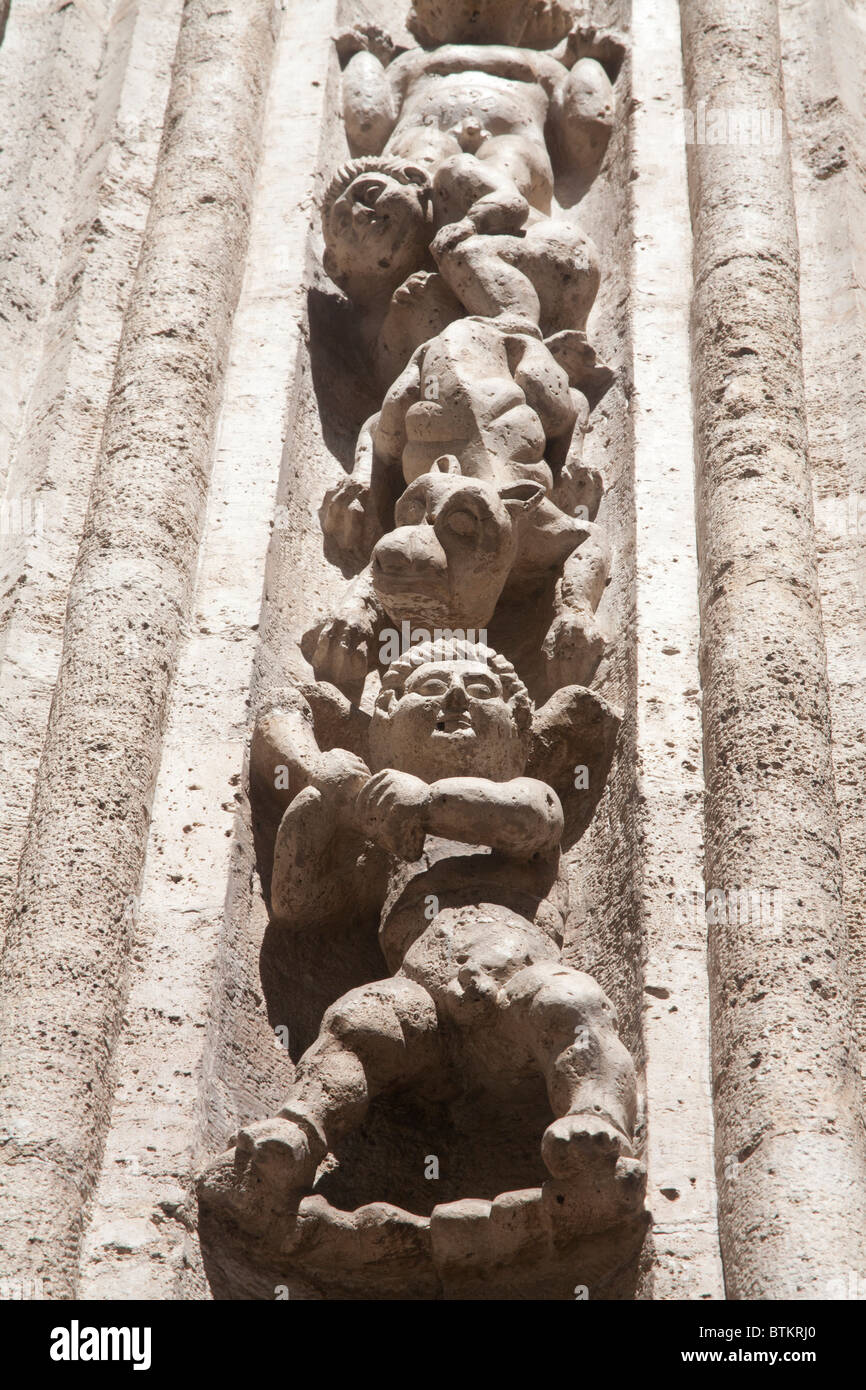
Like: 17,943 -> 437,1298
195,0 -> 650,1301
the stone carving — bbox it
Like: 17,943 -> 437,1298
340,32 -> 617,208
320,153 -> 607,391
197,0 -> 643,1300
318,241 -> 601,523
198,643 -> 645,1295
311,454 -> 610,703
405,0 -> 577,50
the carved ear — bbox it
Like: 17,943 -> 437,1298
402,163 -> 433,198
499,482 -> 546,517
322,246 -> 343,286
433,455 -> 461,476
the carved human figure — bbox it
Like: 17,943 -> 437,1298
199,642 -> 639,1236
321,308 -> 600,567
341,38 -> 617,222
319,150 -> 608,582
321,154 -> 603,392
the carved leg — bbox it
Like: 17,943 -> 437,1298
228,976 -> 440,1225
541,521 -> 610,693
506,224 -> 601,338
432,152 -> 530,237
431,219 -> 541,328
502,963 -> 637,1180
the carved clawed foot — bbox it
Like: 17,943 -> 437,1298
541,1111 -> 647,1232
541,1110 -> 632,1180
392,270 -> 436,305
197,1117 -> 322,1241
236,1116 -> 321,1190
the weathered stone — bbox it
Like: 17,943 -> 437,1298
1,0 -> 864,1308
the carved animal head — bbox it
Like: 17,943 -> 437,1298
322,158 -> 432,301
371,458 -> 546,630
370,638 -> 532,782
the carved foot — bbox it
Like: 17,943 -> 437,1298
540,1112 -> 645,1234
320,476 -> 380,568
541,1110 -> 632,1181
236,1116 -> 321,1190
197,1117 -> 323,1242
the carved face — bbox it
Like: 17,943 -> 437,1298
370,658 -> 528,781
371,467 -> 545,629
323,169 -> 431,297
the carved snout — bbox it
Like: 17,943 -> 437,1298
372,524 -> 448,581
370,523 -> 457,627
371,514 -> 508,628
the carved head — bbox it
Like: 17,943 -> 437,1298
408,0 -> 574,48
321,158 -> 433,301
371,458 -> 545,630
370,639 -> 531,781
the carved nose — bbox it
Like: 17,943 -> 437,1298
442,684 -> 469,712
373,525 -> 442,577
374,536 -> 410,574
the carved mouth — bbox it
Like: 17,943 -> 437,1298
434,713 -> 473,734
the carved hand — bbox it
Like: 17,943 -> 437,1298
354,769 -> 430,859
312,748 -> 371,819
541,609 -> 606,692
312,605 -> 377,699
430,217 -> 476,261
320,474 -> 380,567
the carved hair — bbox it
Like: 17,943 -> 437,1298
381,639 -> 532,734
321,157 -> 432,232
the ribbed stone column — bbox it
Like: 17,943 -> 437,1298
0,0 -> 276,1296
680,0 -> 866,1296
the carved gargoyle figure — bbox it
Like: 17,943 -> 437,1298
197,641 -> 642,1247
321,155 -> 606,391
319,306 -> 603,569
310,456 -> 610,703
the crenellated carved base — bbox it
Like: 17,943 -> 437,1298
199,1175 -> 648,1301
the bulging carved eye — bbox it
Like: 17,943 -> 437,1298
416,678 -> 448,696
445,509 -> 478,537
465,680 -> 496,699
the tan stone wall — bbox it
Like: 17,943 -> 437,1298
0,0 -> 863,1300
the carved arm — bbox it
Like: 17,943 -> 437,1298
355,770 -> 563,860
